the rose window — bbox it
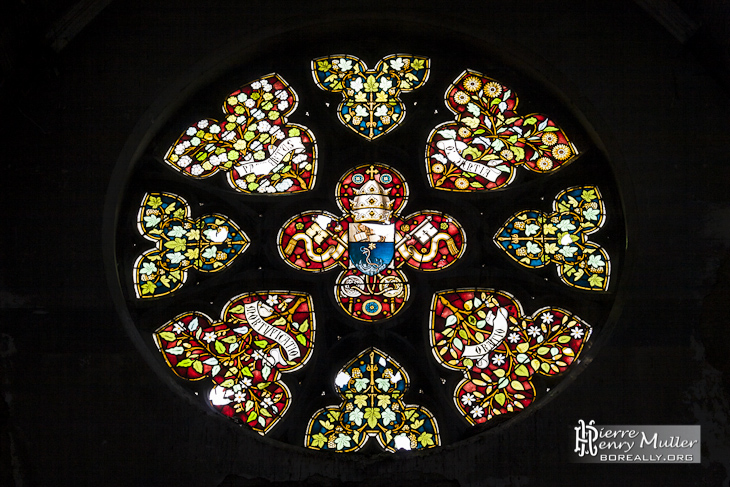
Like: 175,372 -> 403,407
109,40 -> 624,453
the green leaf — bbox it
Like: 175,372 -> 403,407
247,411 -> 258,423
494,392 -> 506,406
296,334 -> 306,345
159,332 -> 176,342
214,341 -> 225,354
299,319 -> 309,332
176,359 -> 192,367
242,366 -> 253,377
192,360 -> 203,373
254,340 -> 268,348
462,146 -> 481,159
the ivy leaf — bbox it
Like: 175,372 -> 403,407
581,189 -> 596,202
140,281 -> 157,295
354,378 -> 369,392
334,433 -> 351,450
364,408 -> 381,428
311,433 -> 327,448
418,432 -> 434,447
588,274 -> 605,288
163,238 -> 187,253
364,75 -> 379,93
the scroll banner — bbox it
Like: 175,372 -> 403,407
244,302 -> 301,360
235,136 -> 305,177
461,307 -> 509,359
436,139 -> 502,182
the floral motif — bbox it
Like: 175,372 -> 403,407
305,348 -> 439,452
164,74 -> 317,194
429,289 -> 591,425
153,291 -> 315,434
133,192 -> 249,298
494,185 -> 610,291
277,163 -> 466,321
426,70 -> 578,191
312,54 -> 430,140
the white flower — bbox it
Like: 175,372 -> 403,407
461,393 -> 476,406
186,126 -> 197,136
260,397 -> 274,408
277,100 -> 289,111
335,372 -> 352,388
507,332 -> 520,343
276,90 -> 288,100
209,124 -> 221,134
541,312 -> 554,324
244,98 -> 255,108
252,350 -> 265,360
236,93 -> 247,102
393,434 -> 411,450
293,153 -> 307,165
190,164 -> 204,176
174,143 -> 185,155
221,130 -> 236,141
570,327 -> 585,339
527,325 -> 541,337
265,295 -> 279,306
349,77 -> 364,92
262,82 -> 273,92
234,391 -> 246,403
251,108 -> 265,120
251,81 -> 262,89
203,332 -> 216,343
241,377 -> 252,388
197,119 -> 209,129
471,405 -> 484,418
492,353 -> 506,366
275,179 -> 294,192
172,322 -> 185,334
177,155 -> 192,167
257,120 -> 271,133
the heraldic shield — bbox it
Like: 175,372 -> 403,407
348,223 -> 395,276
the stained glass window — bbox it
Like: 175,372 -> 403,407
109,37 -> 624,452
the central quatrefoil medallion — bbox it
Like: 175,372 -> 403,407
278,163 -> 466,322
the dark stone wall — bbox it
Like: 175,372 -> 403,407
1,1 -> 729,485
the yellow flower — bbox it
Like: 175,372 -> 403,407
453,91 -> 470,105
552,144 -> 572,161
484,82 -> 502,98
431,163 -> 444,174
541,132 -> 558,146
458,127 -> 471,138
455,177 -> 469,190
500,149 -> 514,161
536,157 -> 553,170
463,76 -> 482,92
